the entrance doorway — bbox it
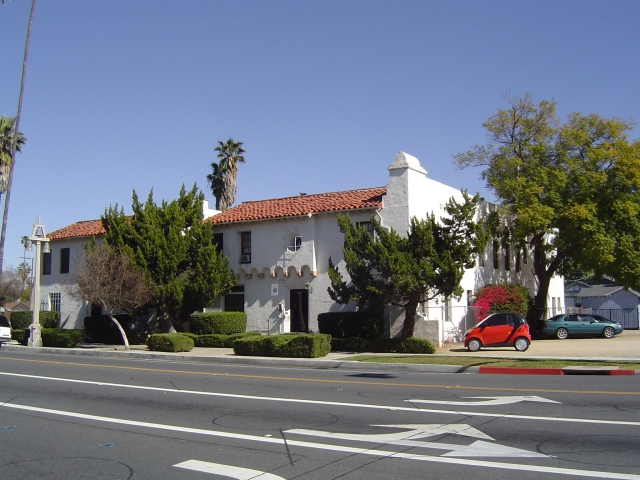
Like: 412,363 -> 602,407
289,289 -> 309,333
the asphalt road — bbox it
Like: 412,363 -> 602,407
1,350 -> 640,479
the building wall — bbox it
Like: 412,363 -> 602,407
210,209 -> 375,333
211,152 -> 566,345
40,237 -> 94,330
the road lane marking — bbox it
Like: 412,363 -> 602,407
408,395 -> 561,406
1,402 -> 638,479
284,424 -> 547,458
174,460 -> 285,479
1,355 -> 639,396
1,371 -> 640,427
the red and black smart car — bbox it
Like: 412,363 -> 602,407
464,312 -> 531,352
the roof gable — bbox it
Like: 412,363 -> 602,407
208,187 -> 386,225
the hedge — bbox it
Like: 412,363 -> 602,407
317,311 -> 382,339
191,332 -> 261,348
331,337 -> 435,354
189,312 -> 247,335
10,310 -> 60,329
11,329 -> 29,345
41,328 -> 85,348
147,333 -> 194,352
233,334 -> 331,358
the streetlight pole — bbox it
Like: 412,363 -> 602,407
26,217 -> 48,347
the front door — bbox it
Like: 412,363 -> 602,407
289,289 -> 309,333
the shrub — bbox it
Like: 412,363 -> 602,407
330,336 -> 435,354
317,311 -> 382,339
192,332 -> 261,348
330,337 -> 371,352
147,333 -> 194,352
11,329 -> 29,345
193,334 -> 228,348
225,332 -> 261,347
233,334 -> 331,358
473,284 -> 530,321
370,338 -> 435,354
41,328 -> 85,348
189,312 -> 247,335
10,310 -> 60,329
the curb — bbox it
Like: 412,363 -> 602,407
479,366 -> 636,376
0,345 -> 476,374
1,344 -> 637,376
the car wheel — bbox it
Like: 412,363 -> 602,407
556,327 -> 569,340
603,326 -> 615,339
514,337 -> 530,352
467,338 -> 481,352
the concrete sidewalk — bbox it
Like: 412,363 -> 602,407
1,330 -> 638,375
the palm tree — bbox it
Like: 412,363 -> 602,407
0,0 -> 36,280
0,116 -> 26,203
213,138 -> 245,210
206,161 -> 227,210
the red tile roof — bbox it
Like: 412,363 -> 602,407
208,187 -> 386,224
48,219 -> 105,240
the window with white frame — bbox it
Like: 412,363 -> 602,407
288,235 -> 302,252
49,292 -> 61,312
240,232 -> 251,263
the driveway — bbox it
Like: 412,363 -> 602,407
436,329 -> 640,359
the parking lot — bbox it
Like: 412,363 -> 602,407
437,329 -> 640,359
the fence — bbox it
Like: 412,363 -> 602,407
565,307 -> 639,330
429,305 -> 639,343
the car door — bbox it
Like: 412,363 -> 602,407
579,315 -> 600,335
481,313 -> 512,345
564,314 -> 582,335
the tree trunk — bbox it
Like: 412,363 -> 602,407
401,297 -> 420,338
531,235 -> 562,335
108,314 -> 130,350
0,0 -> 36,280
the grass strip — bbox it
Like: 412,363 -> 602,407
339,355 -> 640,369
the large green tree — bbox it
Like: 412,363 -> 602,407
208,138 -> 245,210
101,184 -> 236,331
454,94 -> 640,326
329,192 -> 485,338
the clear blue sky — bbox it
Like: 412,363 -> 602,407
1,0 -> 638,270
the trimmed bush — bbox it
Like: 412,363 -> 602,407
194,334 -> 228,348
180,332 -> 260,348
11,329 -> 29,345
330,337 -> 371,352
225,332 -> 261,347
233,334 -> 331,358
147,333 -> 194,352
317,312 -> 382,339
10,310 -> 60,329
84,315 -> 149,345
330,336 -> 435,354
41,328 -> 85,348
190,312 -> 247,335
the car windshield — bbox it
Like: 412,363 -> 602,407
0,316 -> 10,328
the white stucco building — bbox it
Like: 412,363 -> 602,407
206,152 -> 565,345
39,153 -> 564,345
